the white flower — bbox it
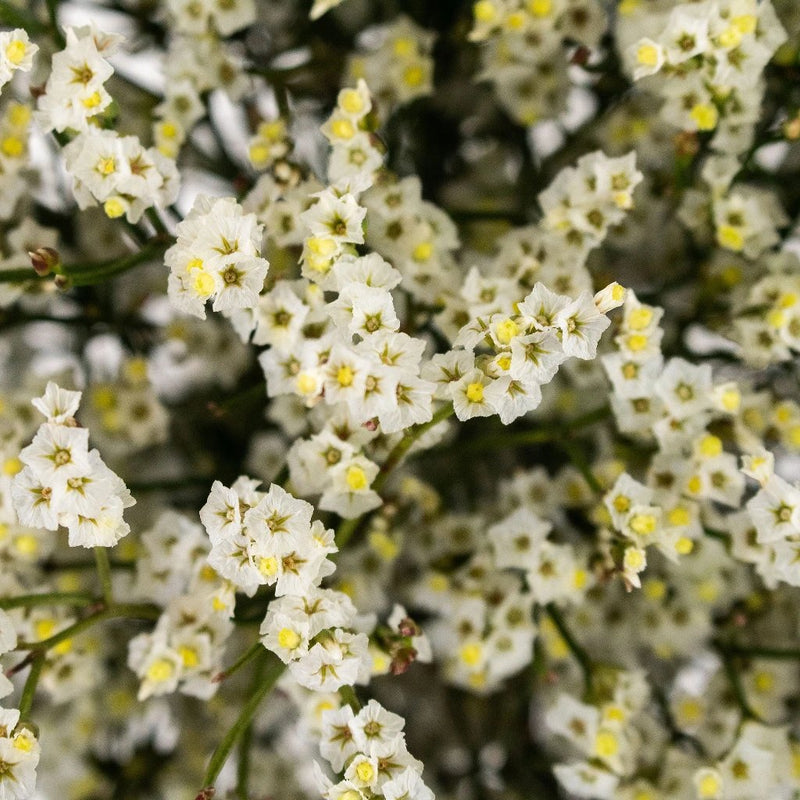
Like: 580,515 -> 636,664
351,698 -> 406,756
382,768 -> 434,800
0,736 -> 39,800
746,475 -> 800,544
302,190 -> 366,245
0,29 -> 38,90
483,375 -> 542,424
260,606 -> 311,664
37,27 -> 115,133
19,424 -> 90,488
554,292 -> 611,360
290,630 -> 369,691
320,455 -> 381,518
319,705 -> 358,772
654,358 -> 713,420
488,507 -> 552,571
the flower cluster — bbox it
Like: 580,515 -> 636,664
12,382 -> 134,548
201,478 -> 376,691
248,118 -> 291,172
546,671 -> 650,796
128,511 -> 235,700
625,0 -> 787,146
0,101 -> 34,221
165,195 -> 270,318
0,29 -> 37,93
344,16 -> 436,115
1,1 -> 800,799
37,25 -> 118,133
0,610 -> 40,800
63,127 -> 179,223
317,699 -> 433,800
469,0 -> 607,125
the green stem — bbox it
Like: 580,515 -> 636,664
146,207 -> 170,236
66,238 -> 171,287
236,716 -> 254,800
201,651 -> 285,792
0,2 -> 45,33
335,403 -> 454,548
703,527 -> 731,543
0,236 -> 171,286
44,0 -> 65,47
216,640 -> 264,683
273,81 -> 291,118
338,684 -> 361,711
17,603 -> 160,651
94,548 -> 114,606
717,642 -> 800,661
433,405 -> 611,456
546,603 -> 594,695
17,652 -> 45,720
125,476 -> 212,493
236,650 -> 268,800
715,643 -> 760,721
0,591 -> 93,610
0,267 -> 48,285
560,439 -> 604,496
374,403 -> 455,493
41,559 -> 135,572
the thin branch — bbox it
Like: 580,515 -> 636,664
335,403 -> 455,548
713,641 -> 760,721
17,603 -> 160,652
545,603 -> 594,696
201,651 -> 285,792
17,652 -> 45,720
214,640 -> 264,683
0,591 -> 93,610
94,548 -> 114,606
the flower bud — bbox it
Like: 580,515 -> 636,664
784,114 -> 800,141
397,617 -> 420,638
28,247 -> 60,276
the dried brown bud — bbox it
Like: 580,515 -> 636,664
674,130 -> 700,158
53,274 -> 72,291
29,247 -> 60,276
397,617 -> 420,638
570,46 -> 591,66
784,116 -> 800,141
390,646 -> 417,675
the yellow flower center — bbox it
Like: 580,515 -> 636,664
5,40 -> 26,65
278,627 -> 301,650
466,382 -> 484,403
146,659 -> 174,682
346,465 -> 368,491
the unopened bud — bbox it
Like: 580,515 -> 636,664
397,617 -> 420,638
29,247 -> 60,276
53,274 -> 72,291
674,130 -> 699,158
784,115 -> 800,141
390,646 -> 418,675
570,45 -> 591,66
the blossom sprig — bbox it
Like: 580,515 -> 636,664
625,0 -> 788,146
11,382 -> 135,548
2,2 -> 800,799
317,699 -> 434,800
